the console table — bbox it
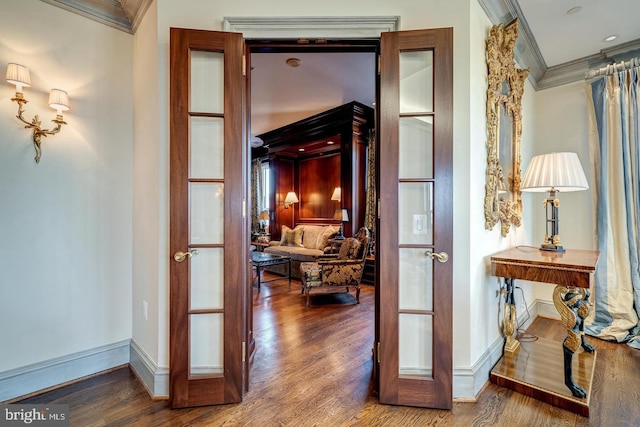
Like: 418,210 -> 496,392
490,247 -> 600,416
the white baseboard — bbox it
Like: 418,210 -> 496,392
0,340 -> 130,402
129,339 -> 168,398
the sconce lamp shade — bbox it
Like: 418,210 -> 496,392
283,191 -> 299,208
6,63 -> 31,92
333,208 -> 349,222
284,191 -> 299,204
331,187 -> 341,202
521,152 -> 588,193
259,210 -> 270,221
48,89 -> 70,113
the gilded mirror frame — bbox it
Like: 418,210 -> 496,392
484,19 -> 529,237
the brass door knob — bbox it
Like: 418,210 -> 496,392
425,250 -> 449,263
174,249 -> 199,263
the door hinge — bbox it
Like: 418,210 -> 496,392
377,198 -> 381,219
242,55 -> 247,76
242,341 -> 246,362
377,55 -> 381,75
377,342 -> 381,364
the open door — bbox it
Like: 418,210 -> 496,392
377,28 -> 454,409
169,28 -> 247,408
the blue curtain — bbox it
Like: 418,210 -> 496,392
586,61 -> 640,349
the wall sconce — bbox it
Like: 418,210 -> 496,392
331,187 -> 341,202
6,63 -> 70,163
283,191 -> 299,209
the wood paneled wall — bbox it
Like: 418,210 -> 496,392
299,154 -> 341,222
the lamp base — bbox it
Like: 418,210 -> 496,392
540,243 -> 565,252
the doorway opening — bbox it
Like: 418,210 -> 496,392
246,39 -> 379,390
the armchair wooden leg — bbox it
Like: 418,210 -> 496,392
306,287 -> 310,307
356,286 -> 360,304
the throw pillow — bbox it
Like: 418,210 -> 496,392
280,225 -> 304,247
316,225 -> 337,249
337,238 -> 361,260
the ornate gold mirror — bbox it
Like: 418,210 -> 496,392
484,19 -> 529,237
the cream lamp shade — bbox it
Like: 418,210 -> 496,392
48,89 -> 70,114
284,191 -> 299,208
521,152 -> 588,193
331,187 -> 341,202
284,191 -> 299,204
6,63 -> 31,92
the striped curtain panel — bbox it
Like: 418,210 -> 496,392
585,63 -> 640,349
251,159 -> 262,235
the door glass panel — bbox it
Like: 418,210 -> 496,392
190,182 -> 224,244
398,182 -> 433,245
399,248 -> 433,311
190,51 -> 223,113
190,313 -> 224,377
190,117 -> 224,179
399,117 -> 433,179
399,51 -> 433,113
399,313 -> 433,378
190,248 -> 224,310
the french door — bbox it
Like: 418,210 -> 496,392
168,26 -> 453,410
169,28 -> 246,408
377,28 -> 454,409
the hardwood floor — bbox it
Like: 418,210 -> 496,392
18,276 -> 640,426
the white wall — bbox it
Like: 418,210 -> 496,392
0,0 -> 133,373
132,0 -> 162,369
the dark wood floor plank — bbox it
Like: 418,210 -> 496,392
17,276 -> 640,426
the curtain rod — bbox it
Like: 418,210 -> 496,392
585,57 -> 640,80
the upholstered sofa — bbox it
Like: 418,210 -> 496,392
263,224 -> 338,279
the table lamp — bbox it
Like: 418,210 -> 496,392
521,152 -> 589,252
333,208 -> 349,240
259,210 -> 270,234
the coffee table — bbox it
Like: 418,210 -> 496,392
251,252 -> 291,290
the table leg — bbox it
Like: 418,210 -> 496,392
256,265 -> 261,291
503,278 -> 520,353
288,259 -> 291,287
552,286 -> 595,398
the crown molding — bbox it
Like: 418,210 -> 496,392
39,0 -> 153,34
478,0 -> 640,90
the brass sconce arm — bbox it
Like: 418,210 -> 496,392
6,63 -> 70,164
13,96 -> 67,163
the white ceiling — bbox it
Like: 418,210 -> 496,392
517,0 -> 640,67
249,52 -> 376,135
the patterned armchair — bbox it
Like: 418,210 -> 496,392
300,227 -> 370,307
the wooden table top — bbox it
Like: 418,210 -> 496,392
490,247 -> 600,288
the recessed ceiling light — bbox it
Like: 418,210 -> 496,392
285,58 -> 301,67
298,148 -> 305,152
603,34 -> 618,42
566,6 -> 582,15
327,140 -> 335,145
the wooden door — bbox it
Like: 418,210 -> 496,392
377,28 -> 454,409
169,28 -> 246,408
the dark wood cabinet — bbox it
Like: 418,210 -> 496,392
255,101 -> 374,240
